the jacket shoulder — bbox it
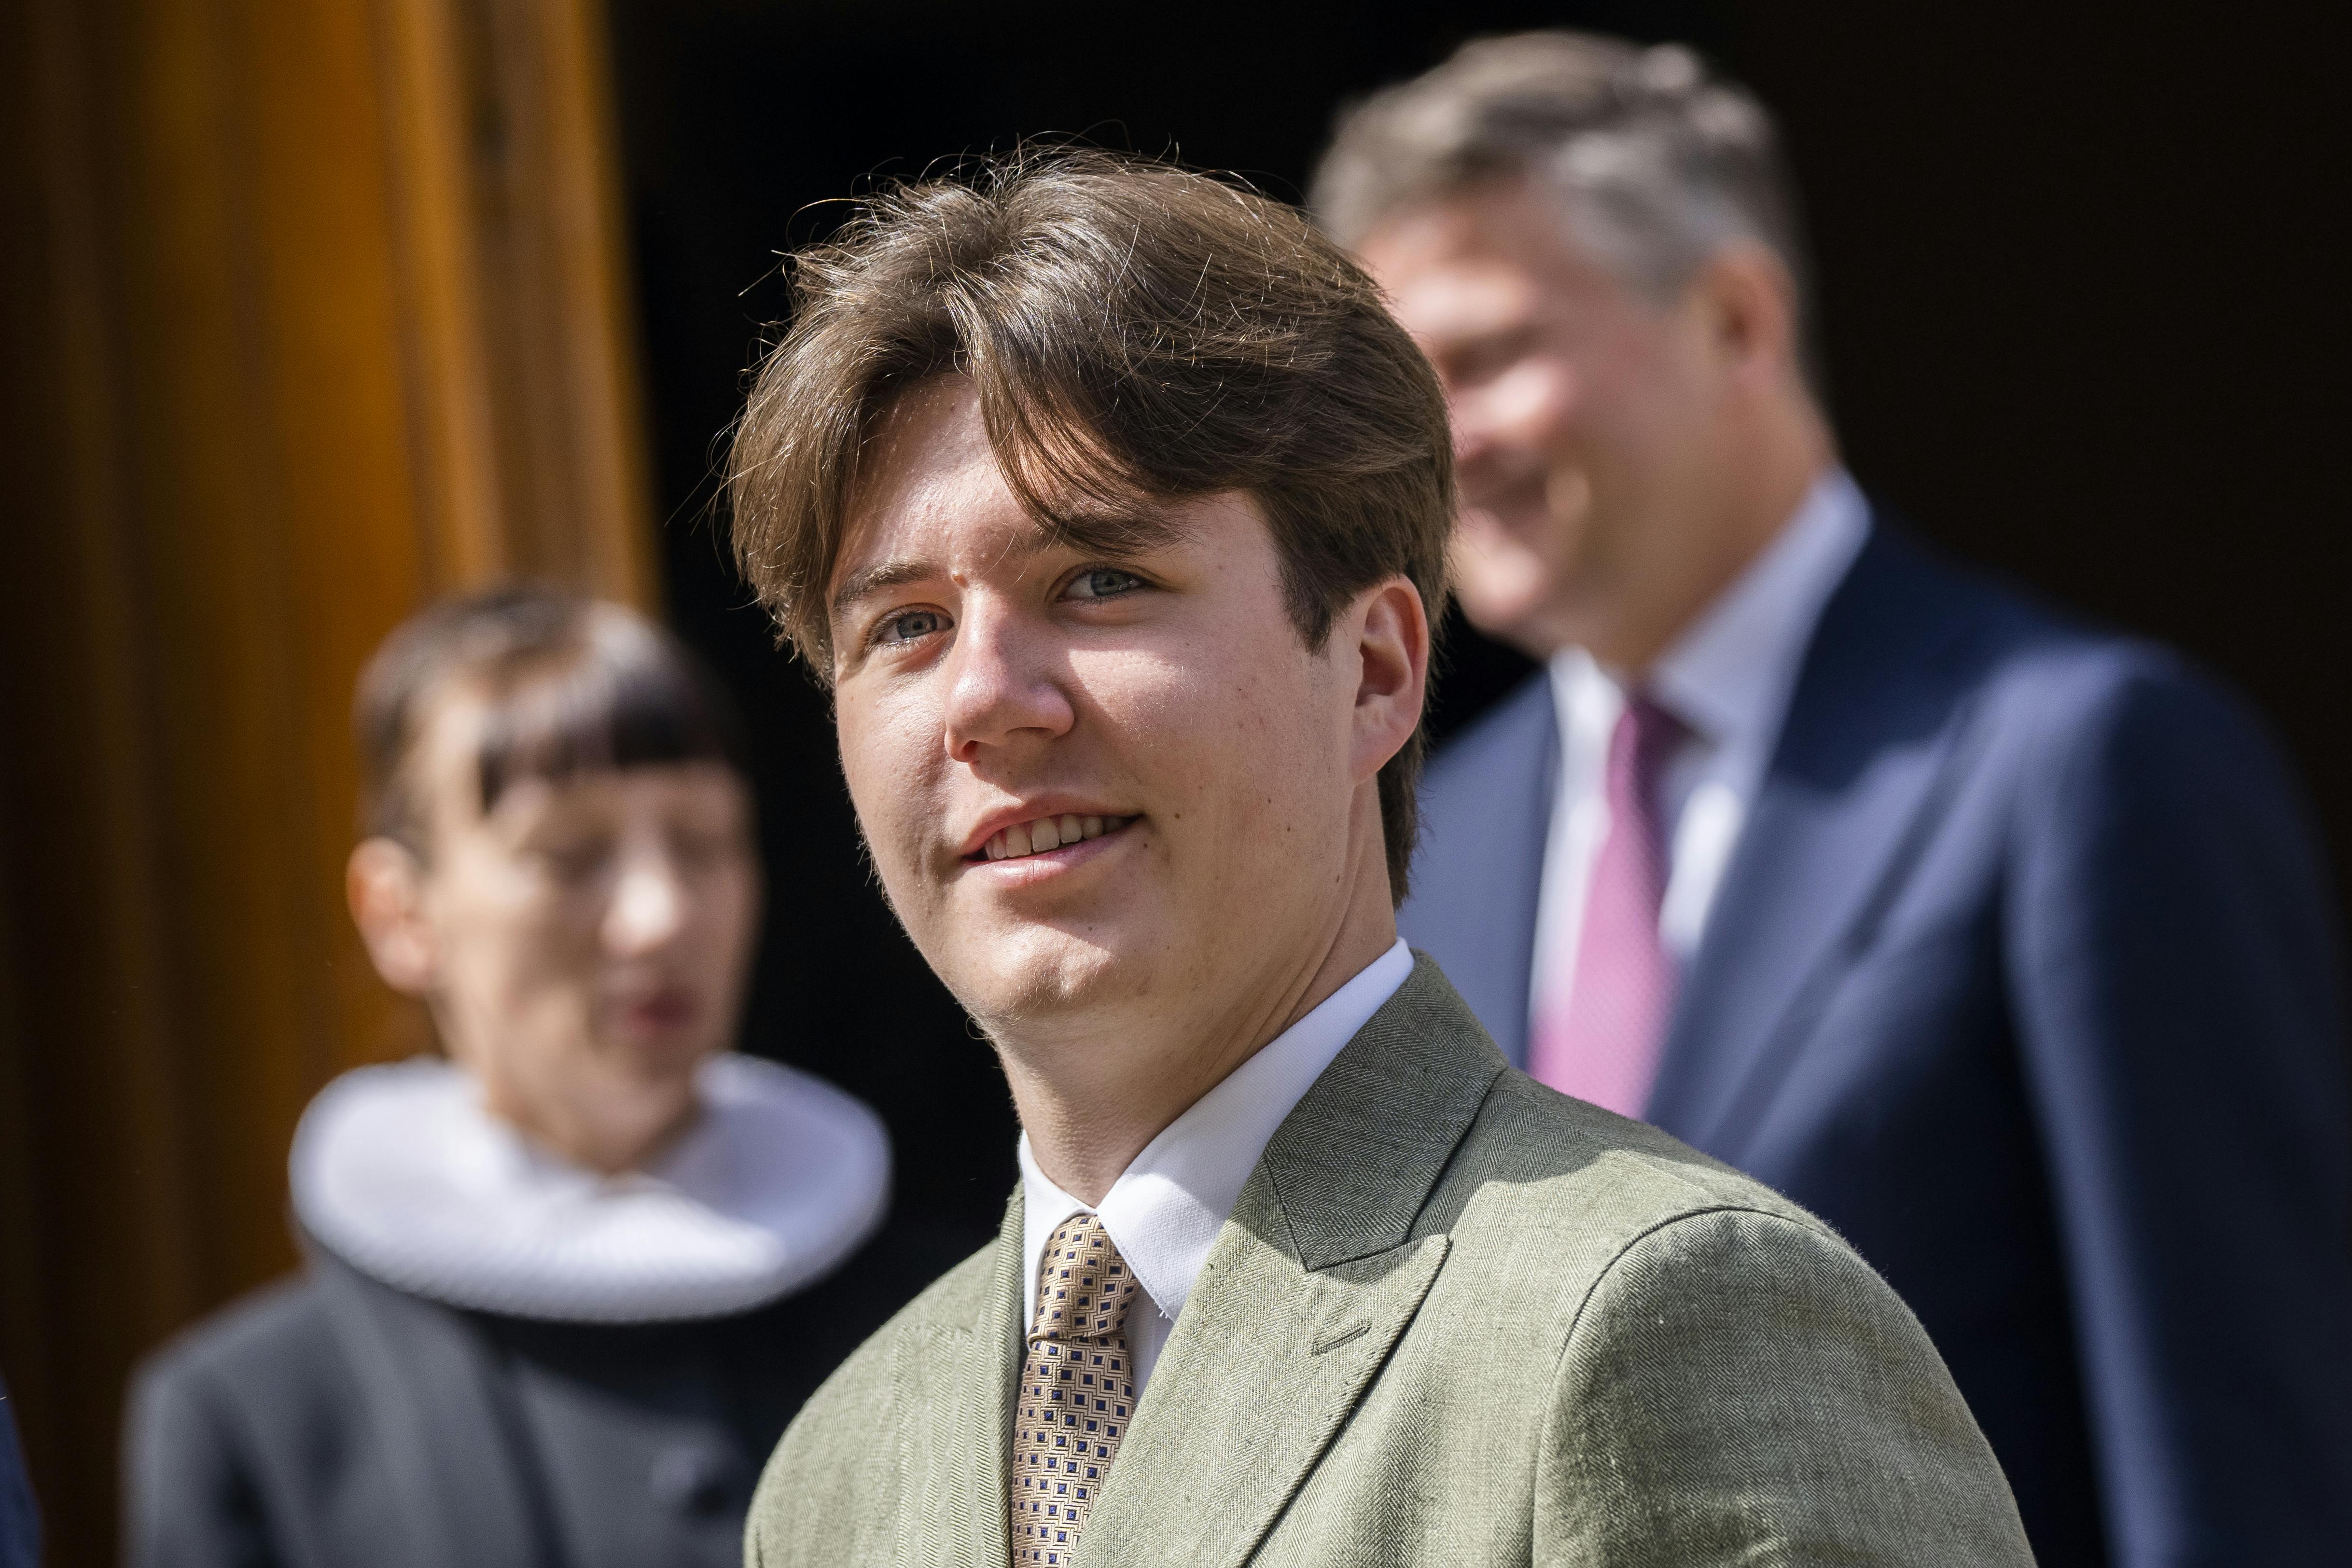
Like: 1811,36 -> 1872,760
1912,559 -> 2317,859
1805,527 -> 2305,859
1866,526 -> 2254,734
1538,1195 -> 2031,1563
1370,964 -> 1837,1333
124,1273 -> 368,1563
1423,1064 -> 1892,1342
1326,956 -> 1815,1267
1420,1071 -> 2027,1559
1448,1069 -> 1818,1245
746,1238 -> 1001,1567
131,1275 -> 342,1420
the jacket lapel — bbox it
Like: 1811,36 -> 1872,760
1646,525 -> 1991,1159
1074,957 -> 1502,1568
934,1191 -> 1025,1568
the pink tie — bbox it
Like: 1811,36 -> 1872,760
1530,694 -> 1684,1118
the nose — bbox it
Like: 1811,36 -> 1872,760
605,846 -> 686,957
940,596 -> 1075,763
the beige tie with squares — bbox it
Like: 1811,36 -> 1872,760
1011,1212 -> 1143,1565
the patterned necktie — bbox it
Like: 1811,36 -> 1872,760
1011,1213 -> 1142,1565
1529,694 -> 1685,1117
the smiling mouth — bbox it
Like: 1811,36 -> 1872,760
974,813 -> 1138,862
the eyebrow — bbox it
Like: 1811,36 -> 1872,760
829,557 -> 941,620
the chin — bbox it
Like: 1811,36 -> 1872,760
604,1027 -> 722,1083
937,916 -> 1137,1027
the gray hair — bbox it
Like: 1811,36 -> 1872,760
1312,32 -> 1811,334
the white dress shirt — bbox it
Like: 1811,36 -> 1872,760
1017,938 -> 1415,1391
1530,470 -> 1870,1027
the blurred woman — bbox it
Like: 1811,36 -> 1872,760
126,587 -> 913,1568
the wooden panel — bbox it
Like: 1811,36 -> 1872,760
0,0 -> 654,1559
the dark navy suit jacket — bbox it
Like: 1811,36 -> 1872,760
1401,521 -> 2352,1567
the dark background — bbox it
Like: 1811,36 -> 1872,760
605,0 -> 2348,1251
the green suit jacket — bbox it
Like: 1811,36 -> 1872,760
748,956 -> 2032,1566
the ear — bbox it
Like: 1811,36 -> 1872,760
1693,240 -> 1802,388
1348,575 -> 1432,783
347,837 -> 438,995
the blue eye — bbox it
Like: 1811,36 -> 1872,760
1066,568 -> 1142,601
875,609 -> 949,646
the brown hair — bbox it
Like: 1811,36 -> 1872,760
356,584 -> 747,854
724,149 -> 1454,898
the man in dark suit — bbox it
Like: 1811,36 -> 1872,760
1316,30 -> 2352,1567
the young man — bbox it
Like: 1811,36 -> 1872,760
725,153 -> 2029,1566
1314,33 -> 2352,1565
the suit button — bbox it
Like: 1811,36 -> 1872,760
650,1445 -> 734,1515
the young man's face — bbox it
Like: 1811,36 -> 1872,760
826,376 -> 1379,1038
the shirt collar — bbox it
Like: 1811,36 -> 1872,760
1019,937 -> 1414,1329
1644,468 -> 1869,751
